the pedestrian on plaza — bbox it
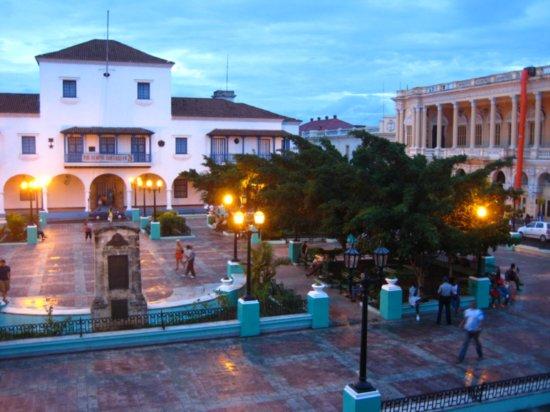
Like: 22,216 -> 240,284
107,208 -> 114,225
505,263 -> 523,292
175,240 -> 185,271
436,276 -> 453,325
489,281 -> 501,308
184,245 -> 196,278
457,301 -> 484,363
83,220 -> 93,241
0,259 -> 11,305
408,282 -> 422,322
450,277 -> 461,317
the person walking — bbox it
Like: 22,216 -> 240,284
107,208 -> 114,225
83,220 -> 93,241
0,259 -> 11,305
175,240 -> 185,271
184,245 -> 196,278
457,301 -> 484,363
436,277 -> 453,325
450,277 -> 461,317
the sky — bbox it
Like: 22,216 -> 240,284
1,0 -> 549,125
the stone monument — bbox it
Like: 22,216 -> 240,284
91,226 -> 147,324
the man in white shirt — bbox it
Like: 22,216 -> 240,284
457,302 -> 484,363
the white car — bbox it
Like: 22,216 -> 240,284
518,221 -> 550,242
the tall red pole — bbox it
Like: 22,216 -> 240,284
514,68 -> 529,190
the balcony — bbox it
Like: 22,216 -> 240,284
413,146 -> 550,161
64,152 -> 151,166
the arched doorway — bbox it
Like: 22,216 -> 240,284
48,174 -> 85,211
429,114 -> 449,148
90,174 -> 126,212
493,171 -> 506,186
454,168 -> 466,176
3,174 -> 37,213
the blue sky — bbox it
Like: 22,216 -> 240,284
1,0 -> 549,125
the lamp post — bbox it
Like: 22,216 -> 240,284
223,193 -> 240,262
129,177 -> 138,208
474,205 -> 489,276
232,208 -> 265,300
344,241 -> 360,299
137,177 -> 145,216
20,179 -> 40,225
146,178 -> 163,221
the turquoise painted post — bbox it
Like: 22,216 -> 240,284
482,256 -> 496,274
26,225 -> 38,245
307,288 -> 330,328
468,276 -> 490,309
288,240 -> 303,264
342,385 -> 381,412
38,211 -> 48,227
379,282 -> 402,320
150,221 -> 161,240
251,228 -> 261,245
226,260 -> 244,278
127,209 -> 140,223
139,216 -> 149,230
237,298 -> 260,337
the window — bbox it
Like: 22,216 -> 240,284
282,138 -> 291,151
495,124 -> 501,146
475,124 -> 482,146
63,80 -> 77,98
137,82 -> 150,100
258,138 -> 271,157
99,136 -> 116,154
175,137 -> 188,154
535,222 -> 544,229
21,135 -> 36,154
173,177 -> 188,198
457,126 -> 467,147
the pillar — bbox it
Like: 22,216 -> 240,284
41,187 -> 48,212
237,298 -> 260,337
166,189 -> 173,210
150,221 -> 160,240
421,105 -> 428,149
26,225 -> 38,245
379,282 -> 403,320
84,188 -> 90,212
510,95 -> 518,149
401,109 -> 407,144
436,103 -> 442,148
343,386 -> 381,412
534,92 -> 542,149
307,288 -> 330,329
412,107 -> 418,148
468,276 -> 490,309
489,97 -> 496,148
0,191 -> 5,216
288,240 -> 303,264
452,102 -> 459,148
470,100 -> 476,148
396,109 -> 402,143
126,189 -> 133,211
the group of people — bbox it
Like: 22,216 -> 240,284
489,264 -> 523,308
175,240 -> 196,278
408,276 -> 461,323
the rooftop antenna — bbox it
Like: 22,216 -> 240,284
225,54 -> 229,91
103,10 -> 110,77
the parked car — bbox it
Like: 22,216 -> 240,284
517,221 -> 550,242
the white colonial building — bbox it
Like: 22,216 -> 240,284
394,66 -> 550,217
0,40 -> 299,217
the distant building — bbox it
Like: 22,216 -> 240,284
376,116 -> 397,142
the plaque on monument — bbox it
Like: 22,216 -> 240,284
111,299 -> 129,319
108,255 -> 129,290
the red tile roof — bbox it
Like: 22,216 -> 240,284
207,129 -> 293,137
172,97 -> 299,121
35,39 -> 174,65
0,93 -> 39,114
299,117 -> 354,133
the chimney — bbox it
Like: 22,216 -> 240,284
333,115 -> 337,119
325,116 -> 329,120
212,90 -> 236,101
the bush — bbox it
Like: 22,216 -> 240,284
0,213 -> 27,242
158,211 -> 191,236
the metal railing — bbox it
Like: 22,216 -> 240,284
0,306 -> 236,341
381,373 -> 550,412
260,297 -> 308,317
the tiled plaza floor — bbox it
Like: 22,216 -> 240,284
0,219 -> 548,411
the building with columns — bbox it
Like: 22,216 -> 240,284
0,39 -> 299,218
394,65 -> 550,217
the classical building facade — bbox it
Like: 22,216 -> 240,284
0,39 -> 299,216
394,66 -> 550,217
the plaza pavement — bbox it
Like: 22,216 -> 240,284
0,218 -> 548,411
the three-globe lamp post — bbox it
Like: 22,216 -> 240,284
146,178 -> 163,221
474,204 -> 489,276
223,193 -> 240,262
232,208 -> 265,300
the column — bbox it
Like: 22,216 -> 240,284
395,109 -> 401,143
401,109 -> 407,144
84,188 -> 90,212
42,187 -> 48,212
421,105 -> 428,149
470,100 -> 476,148
126,189 -> 133,210
510,95 -> 518,149
452,102 -> 459,148
412,107 -> 418,148
534,92 -> 542,149
489,97 -> 496,148
166,189 -> 173,210
436,104 -> 442,148
415,107 -> 421,148
0,191 -> 5,216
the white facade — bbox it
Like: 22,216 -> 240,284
0,40 -> 299,215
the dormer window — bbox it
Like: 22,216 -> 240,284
137,82 -> 150,100
63,80 -> 77,98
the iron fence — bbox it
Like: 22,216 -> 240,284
260,297 -> 308,317
0,306 -> 236,342
381,372 -> 550,412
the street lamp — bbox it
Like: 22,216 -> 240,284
351,246 -> 389,393
344,242 -> 360,299
474,204 -> 489,276
223,193 -> 240,262
20,179 -> 40,225
129,177 -> 138,209
146,178 -> 163,221
232,208 -> 265,300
